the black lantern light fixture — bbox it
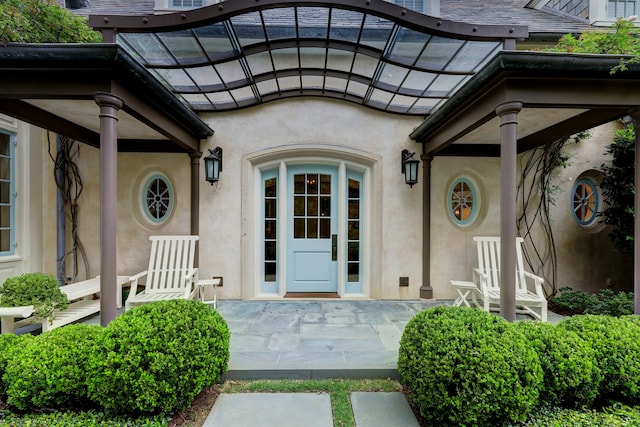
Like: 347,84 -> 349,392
204,147 -> 223,185
401,149 -> 419,188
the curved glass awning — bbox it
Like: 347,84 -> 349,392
90,0 -> 527,115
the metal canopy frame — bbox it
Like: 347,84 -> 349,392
90,0 -> 527,115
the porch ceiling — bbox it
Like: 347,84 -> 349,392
0,44 -> 213,153
89,0 -> 527,116
410,51 -> 640,156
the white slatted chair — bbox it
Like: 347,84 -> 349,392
472,236 -> 548,322
125,235 -> 199,311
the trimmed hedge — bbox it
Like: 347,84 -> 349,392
558,315 -> 640,403
399,307 -> 640,426
86,299 -> 230,414
0,333 -> 33,398
515,320 -> 601,407
398,306 -> 543,427
4,324 -> 102,410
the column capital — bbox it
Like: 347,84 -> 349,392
94,92 -> 124,110
495,101 -> 523,117
189,150 -> 203,163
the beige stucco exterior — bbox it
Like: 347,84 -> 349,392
5,98 -> 632,302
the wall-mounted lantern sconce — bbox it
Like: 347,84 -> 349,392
401,149 -> 419,188
204,147 -> 223,185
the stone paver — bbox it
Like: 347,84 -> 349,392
351,392 -> 420,427
202,393 -> 333,427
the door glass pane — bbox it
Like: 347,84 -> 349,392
348,242 -> 360,262
265,177 -> 277,197
307,174 -> 318,194
307,218 -> 318,238
294,196 -> 305,216
348,179 -> 360,198
320,196 -> 331,217
265,262 -> 276,282
265,220 -> 276,239
348,220 -> 359,240
265,199 -> 277,218
265,241 -> 276,260
294,218 -> 305,238
307,197 -> 318,216
320,174 -> 331,194
348,200 -> 359,219
320,218 -> 330,239
294,174 -> 305,194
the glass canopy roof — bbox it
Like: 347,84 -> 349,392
91,0 -> 527,115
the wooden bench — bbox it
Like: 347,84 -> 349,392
0,275 -> 129,334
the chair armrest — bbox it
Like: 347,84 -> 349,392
127,271 -> 148,301
523,271 -> 547,300
473,268 -> 488,290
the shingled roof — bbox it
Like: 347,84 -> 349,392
77,0 -> 595,36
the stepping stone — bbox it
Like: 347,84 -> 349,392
351,392 -> 420,427
202,393 -> 333,427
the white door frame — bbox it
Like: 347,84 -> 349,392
241,144 -> 383,299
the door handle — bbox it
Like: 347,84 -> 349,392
332,234 -> 337,261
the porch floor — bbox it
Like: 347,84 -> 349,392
72,299 -> 566,379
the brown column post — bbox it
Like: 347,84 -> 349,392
420,153 -> 434,299
496,101 -> 523,322
631,109 -> 640,314
190,151 -> 202,267
95,92 -> 123,326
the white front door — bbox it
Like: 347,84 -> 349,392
286,165 -> 338,292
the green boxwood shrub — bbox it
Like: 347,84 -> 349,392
4,324 -> 102,411
398,306 -> 543,427
0,333 -> 33,398
558,315 -> 640,403
0,273 -> 69,321
515,321 -> 601,407
86,299 -> 230,414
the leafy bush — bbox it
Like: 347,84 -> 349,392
523,403 -> 640,427
0,333 -> 33,398
550,286 -> 634,316
515,321 -> 601,407
398,306 -> 543,426
4,324 -> 102,411
0,0 -> 101,43
558,315 -> 640,403
86,299 -> 230,414
0,410 -> 170,427
0,273 -> 69,321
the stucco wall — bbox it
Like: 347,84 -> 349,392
39,105 -> 631,301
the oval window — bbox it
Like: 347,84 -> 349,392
142,174 -> 174,224
448,177 -> 479,226
571,177 -> 599,226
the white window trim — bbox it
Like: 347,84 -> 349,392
242,144 -> 382,300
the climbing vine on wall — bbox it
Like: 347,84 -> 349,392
48,133 -> 90,283
516,132 -> 590,297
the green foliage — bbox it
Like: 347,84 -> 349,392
0,0 -> 101,43
86,300 -> 230,414
0,273 -> 69,321
600,123 -> 636,255
4,324 -> 102,411
550,18 -> 640,73
0,410 -> 170,426
515,321 -> 601,407
0,334 -> 33,398
523,403 -> 640,427
558,315 -> 640,403
397,306 -> 543,427
551,286 -> 634,316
